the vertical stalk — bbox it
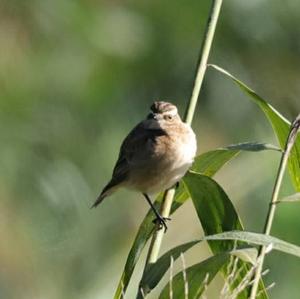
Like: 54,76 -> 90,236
137,0 -> 223,297
184,0 -> 223,125
250,114 -> 300,299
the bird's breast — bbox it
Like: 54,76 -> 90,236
127,123 -> 197,194
164,125 -> 197,166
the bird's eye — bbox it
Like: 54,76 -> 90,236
164,115 -> 173,121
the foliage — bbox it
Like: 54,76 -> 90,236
115,67 -> 300,298
1,1 -> 300,299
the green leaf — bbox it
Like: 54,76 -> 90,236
159,253 -> 230,299
209,64 -> 300,191
183,172 -> 268,299
225,142 -> 281,152
139,241 -> 199,296
143,226 -> 300,299
278,192 -> 300,203
183,173 -> 243,251
204,231 -> 300,258
150,225 -> 300,299
191,142 -> 280,176
191,149 -> 239,176
114,143 -> 275,299
139,240 -> 257,297
158,245 -> 259,299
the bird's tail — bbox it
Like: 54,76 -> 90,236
91,180 -> 119,208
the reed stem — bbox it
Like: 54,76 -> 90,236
137,0 -> 223,297
249,114 -> 300,299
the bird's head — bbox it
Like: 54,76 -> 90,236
147,101 -> 182,127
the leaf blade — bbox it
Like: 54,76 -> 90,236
191,142 -> 280,176
139,241 -> 199,295
183,172 -> 268,299
140,241 -> 258,297
204,231 -> 300,258
209,64 -> 300,191
159,253 -> 230,299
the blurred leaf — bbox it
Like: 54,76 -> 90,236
159,253 -> 230,299
114,143 -> 274,298
210,64 -> 300,191
225,142 -> 281,152
183,172 -> 268,298
204,231 -> 300,257
278,193 -> 300,203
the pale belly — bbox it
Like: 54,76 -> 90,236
127,127 -> 197,194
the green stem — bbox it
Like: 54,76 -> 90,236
184,0 -> 223,125
137,0 -> 223,297
249,114 -> 300,299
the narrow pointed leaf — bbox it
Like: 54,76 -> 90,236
225,142 -> 281,152
158,246 -> 259,299
159,253 -> 230,299
183,172 -> 268,299
139,241 -> 257,297
191,142 -> 280,176
183,173 -> 243,251
204,231 -> 300,258
210,64 -> 300,191
191,149 -> 240,176
142,226 -> 300,299
139,241 -> 199,295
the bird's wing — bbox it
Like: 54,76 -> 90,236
118,120 -> 167,167
92,120 -> 166,207
91,148 -> 128,208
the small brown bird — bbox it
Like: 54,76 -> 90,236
92,101 -> 197,230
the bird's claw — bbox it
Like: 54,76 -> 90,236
152,216 -> 171,232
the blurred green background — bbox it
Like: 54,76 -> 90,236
1,0 -> 300,298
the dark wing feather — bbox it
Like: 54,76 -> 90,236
92,120 -> 166,208
91,147 -> 129,208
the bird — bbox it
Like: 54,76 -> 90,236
92,101 -> 197,231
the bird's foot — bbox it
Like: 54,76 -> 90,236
152,216 -> 171,232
